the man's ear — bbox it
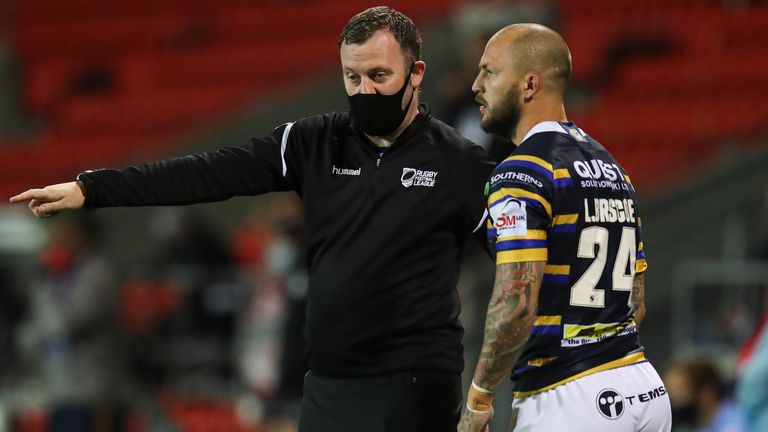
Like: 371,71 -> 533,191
410,60 -> 427,87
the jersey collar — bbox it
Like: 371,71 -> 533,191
520,121 -> 569,144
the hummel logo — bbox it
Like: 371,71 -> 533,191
332,165 -> 361,176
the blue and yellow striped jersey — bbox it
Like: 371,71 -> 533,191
486,121 -> 647,397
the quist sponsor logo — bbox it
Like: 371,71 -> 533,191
573,160 -> 634,191
573,159 -> 622,181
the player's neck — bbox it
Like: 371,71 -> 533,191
512,101 -> 567,145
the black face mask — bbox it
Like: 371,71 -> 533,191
347,65 -> 415,136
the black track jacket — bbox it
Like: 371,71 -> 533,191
78,104 -> 496,377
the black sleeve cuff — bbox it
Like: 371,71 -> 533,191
75,170 -> 99,210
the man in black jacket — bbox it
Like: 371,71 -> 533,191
11,7 -> 495,431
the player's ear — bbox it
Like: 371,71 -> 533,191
523,73 -> 540,101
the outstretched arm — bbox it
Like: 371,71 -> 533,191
458,260 -> 544,432
9,128 -> 297,216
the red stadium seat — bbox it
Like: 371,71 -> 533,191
0,0 -> 461,199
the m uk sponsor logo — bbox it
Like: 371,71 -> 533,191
490,198 -> 527,237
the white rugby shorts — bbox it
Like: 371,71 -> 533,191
509,361 -> 671,431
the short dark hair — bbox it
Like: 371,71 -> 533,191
339,6 -> 422,66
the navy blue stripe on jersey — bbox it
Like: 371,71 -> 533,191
551,224 -> 577,234
531,325 -> 561,336
496,239 -> 547,250
513,365 -> 537,375
542,274 -> 569,284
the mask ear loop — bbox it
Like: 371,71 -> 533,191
400,61 -> 417,106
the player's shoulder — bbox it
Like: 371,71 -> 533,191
289,111 -> 351,133
489,122 -> 586,191
269,111 -> 352,146
518,122 -> 590,160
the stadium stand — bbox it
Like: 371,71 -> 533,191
0,0 -> 458,199
560,0 -> 768,192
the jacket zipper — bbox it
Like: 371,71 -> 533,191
371,154 -> 383,193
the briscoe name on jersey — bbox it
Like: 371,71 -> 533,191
486,121 -> 648,397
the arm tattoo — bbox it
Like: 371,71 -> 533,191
473,261 -> 544,391
631,272 -> 646,327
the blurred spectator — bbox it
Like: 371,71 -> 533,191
265,195 -> 308,425
736,312 -> 768,431
233,195 -> 308,430
18,214 -> 126,432
131,208 -> 239,390
664,356 -> 748,432
0,263 -> 26,383
437,30 -> 513,163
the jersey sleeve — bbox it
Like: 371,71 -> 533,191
487,154 -> 555,265
78,122 -> 303,209
621,171 -> 648,274
636,216 -> 648,273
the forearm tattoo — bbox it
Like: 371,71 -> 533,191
473,261 -> 543,391
631,272 -> 646,327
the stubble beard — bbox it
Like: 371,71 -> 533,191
480,87 -> 522,139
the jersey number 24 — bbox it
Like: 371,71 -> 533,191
570,227 -> 636,308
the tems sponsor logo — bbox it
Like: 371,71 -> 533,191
490,198 -> 527,237
596,389 -> 624,420
401,167 -> 438,188
332,165 -> 361,176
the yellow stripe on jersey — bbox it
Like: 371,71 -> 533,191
551,213 -> 578,226
636,259 -> 648,273
544,264 -> 570,275
489,188 -> 552,218
526,357 -> 557,367
497,248 -> 548,264
554,168 -> 570,179
498,229 -> 547,241
637,241 -> 647,273
534,315 -> 562,326
506,155 -> 554,173
624,175 -> 633,185
563,319 -> 636,340
512,352 -> 647,398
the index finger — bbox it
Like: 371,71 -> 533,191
9,189 -> 50,204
